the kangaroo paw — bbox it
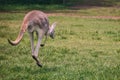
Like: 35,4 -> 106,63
40,44 -> 45,47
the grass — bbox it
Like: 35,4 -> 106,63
0,7 -> 120,80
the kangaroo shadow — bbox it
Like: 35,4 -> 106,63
32,66 -> 60,74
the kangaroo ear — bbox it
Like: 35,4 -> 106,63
49,22 -> 57,33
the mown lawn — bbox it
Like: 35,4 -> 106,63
0,9 -> 120,80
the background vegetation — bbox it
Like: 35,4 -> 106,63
0,0 -> 120,12
0,0 -> 120,6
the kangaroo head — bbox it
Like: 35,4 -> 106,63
48,22 -> 57,39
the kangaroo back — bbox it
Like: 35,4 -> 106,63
8,10 -> 48,46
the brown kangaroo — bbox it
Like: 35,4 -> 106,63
8,10 -> 57,67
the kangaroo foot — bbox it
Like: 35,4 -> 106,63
36,62 -> 42,67
32,55 -> 42,67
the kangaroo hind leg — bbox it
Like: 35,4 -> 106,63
33,30 -> 45,67
29,31 -> 42,67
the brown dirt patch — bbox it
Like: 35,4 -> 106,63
47,13 -> 120,20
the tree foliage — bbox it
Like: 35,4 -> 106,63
0,0 -> 119,6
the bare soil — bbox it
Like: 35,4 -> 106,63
47,13 -> 120,20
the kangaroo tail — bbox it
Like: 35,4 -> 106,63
8,23 -> 28,46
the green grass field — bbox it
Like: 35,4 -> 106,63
0,6 -> 120,80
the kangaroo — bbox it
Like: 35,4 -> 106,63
8,10 -> 57,67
